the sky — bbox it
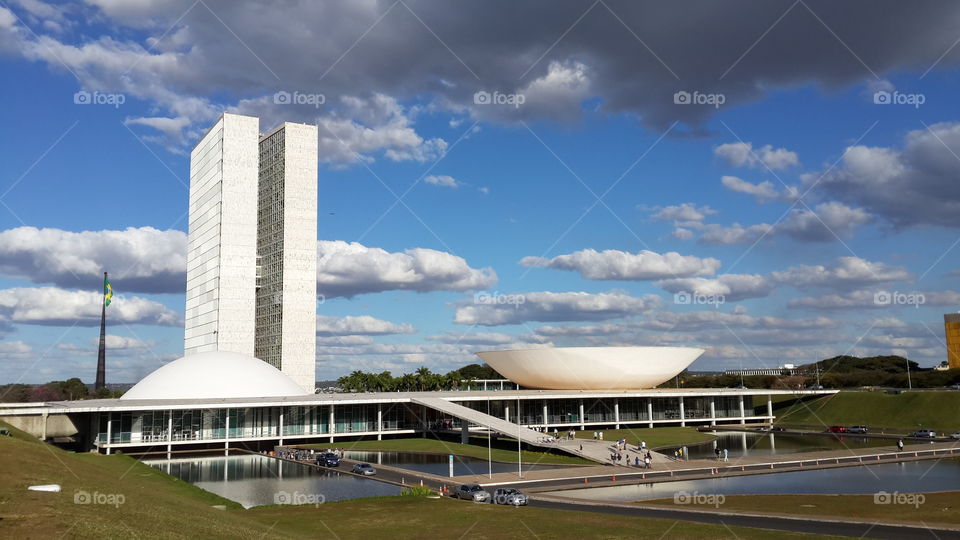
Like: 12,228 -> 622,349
1,0 -> 959,384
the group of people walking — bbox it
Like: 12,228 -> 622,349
610,438 -> 654,468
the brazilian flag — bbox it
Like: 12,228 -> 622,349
103,274 -> 113,307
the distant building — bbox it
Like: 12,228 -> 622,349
724,364 -> 800,377
946,313 -> 960,369
185,113 -> 318,393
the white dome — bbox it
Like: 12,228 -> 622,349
121,351 -> 308,400
477,346 -> 703,390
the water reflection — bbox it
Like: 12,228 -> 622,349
343,450 -> 568,477
544,459 -> 960,502
146,454 -> 401,508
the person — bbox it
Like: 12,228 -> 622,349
723,448 -> 729,462
715,447 -> 721,460
641,440 -> 647,451
593,431 -> 598,440
674,449 -> 679,460
599,431 -> 603,441
635,456 -> 640,466
644,455 -> 651,469
897,439 -> 904,452
579,443 -> 583,452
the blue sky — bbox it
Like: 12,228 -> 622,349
1,1 -> 959,384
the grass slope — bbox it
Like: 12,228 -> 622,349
775,392 -> 960,431
0,423 -> 836,539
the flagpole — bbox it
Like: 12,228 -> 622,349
95,271 -> 107,391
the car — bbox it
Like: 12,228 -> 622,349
951,432 -> 960,440
912,429 -> 937,438
847,425 -> 869,434
351,463 -> 376,476
317,452 -> 340,467
948,384 -> 960,391
493,488 -> 528,506
770,426 -> 786,432
827,426 -> 847,433
455,484 -> 491,503
807,384 -> 824,390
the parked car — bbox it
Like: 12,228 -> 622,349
351,463 -> 376,476
847,425 -> 869,434
317,452 -> 340,467
827,426 -> 847,433
455,484 -> 491,503
948,384 -> 960,390
493,488 -> 528,506
807,384 -> 824,390
770,426 -> 786,432
950,432 -> 960,440
912,429 -> 937,438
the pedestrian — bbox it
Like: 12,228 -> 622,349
593,431 -> 598,440
579,444 -> 583,452
599,431 -> 603,441
635,456 -> 640,466
641,440 -> 647,451
644,455 -> 651,469
715,447 -> 721,460
897,439 -> 904,452
723,448 -> 729,462
674,449 -> 679,460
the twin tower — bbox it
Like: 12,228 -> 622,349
185,113 -> 318,393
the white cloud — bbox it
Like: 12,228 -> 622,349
316,240 -> 496,298
656,273 -> 774,301
0,226 -> 186,293
715,142 -> 799,170
772,256 -> 911,290
721,175 -> 798,203
424,175 -> 460,188
0,287 -> 180,327
695,202 -> 869,244
316,315 -> 415,336
789,289 -> 960,310
519,249 -> 720,281
698,222 -> 773,245
454,291 -> 661,326
650,203 -> 716,225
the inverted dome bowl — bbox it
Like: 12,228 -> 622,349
476,346 -> 703,390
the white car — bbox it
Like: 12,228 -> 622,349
950,432 -> 960,440
351,463 -> 376,476
493,488 -> 528,506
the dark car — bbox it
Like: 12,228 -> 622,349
770,426 -> 786,432
847,425 -> 869,434
454,484 -> 491,503
827,426 -> 847,433
912,429 -> 937,438
317,452 -> 340,467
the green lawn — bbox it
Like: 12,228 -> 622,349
643,492 -> 960,527
574,426 -> 717,449
0,422 -> 836,539
302,436 -> 594,465
775,391 -> 960,431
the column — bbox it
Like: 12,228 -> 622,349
279,408 -> 284,446
329,405 -> 335,443
647,398 -> 654,428
614,400 -> 620,429
679,396 -> 686,427
105,416 -> 112,455
738,395 -> 746,423
377,404 -> 383,441
709,398 -> 716,427
225,412 -> 230,456
767,395 -> 774,422
578,399 -> 585,431
505,405 -> 510,423
461,420 -> 469,444
167,413 -> 173,459
542,402 -> 549,430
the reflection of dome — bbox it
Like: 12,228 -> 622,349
476,346 -> 704,390
121,351 -> 307,400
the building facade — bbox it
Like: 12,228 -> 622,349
946,313 -> 960,369
186,114 -> 318,392
255,123 -> 318,392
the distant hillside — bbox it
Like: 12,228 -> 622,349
804,355 -> 919,374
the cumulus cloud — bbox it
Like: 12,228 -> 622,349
714,142 -> 799,170
0,226 -> 186,293
721,175 -> 798,203
650,203 -> 716,225
772,256 -> 911,290
0,287 -> 181,327
698,222 -> 774,245
519,249 -> 720,281
316,240 -> 496,298
807,122 -> 960,228
454,291 -> 661,326
696,202 -> 870,244
423,175 -> 460,188
789,289 -> 960,310
316,315 -> 415,336
656,274 -> 774,301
